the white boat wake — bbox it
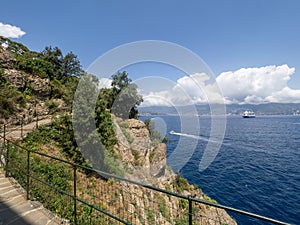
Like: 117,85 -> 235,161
169,130 -> 227,145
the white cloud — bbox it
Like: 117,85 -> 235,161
265,87 -> 300,103
216,64 -> 300,104
98,78 -> 112,89
0,22 -> 26,38
138,64 -> 300,106
140,73 -> 225,106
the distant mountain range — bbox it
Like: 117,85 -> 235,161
139,103 -> 300,116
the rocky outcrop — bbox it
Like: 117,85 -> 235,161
112,116 -> 237,224
0,46 -> 17,68
3,69 -> 51,97
0,68 -> 50,125
0,45 -> 51,125
113,116 -> 167,181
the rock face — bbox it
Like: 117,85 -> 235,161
0,68 -> 50,125
112,116 -> 237,225
3,69 -> 51,97
113,116 -> 167,181
0,46 -> 51,125
0,46 -> 17,68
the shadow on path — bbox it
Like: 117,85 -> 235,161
0,201 -> 33,225
0,171 -> 63,225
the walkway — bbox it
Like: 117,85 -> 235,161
0,117 -> 67,225
4,117 -> 52,140
0,171 -> 66,225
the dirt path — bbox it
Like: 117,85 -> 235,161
3,117 -> 53,140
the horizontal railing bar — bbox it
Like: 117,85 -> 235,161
0,116 -> 52,137
89,167 -> 292,225
79,164 -> 189,198
2,138 -> 77,167
190,197 -> 292,225
2,135 -> 293,225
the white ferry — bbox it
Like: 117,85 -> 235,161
242,110 -> 256,118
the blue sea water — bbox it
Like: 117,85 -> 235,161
141,115 -> 300,224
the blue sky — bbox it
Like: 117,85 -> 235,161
1,0 -> 300,105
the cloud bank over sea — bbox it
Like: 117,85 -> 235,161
139,64 -> 300,106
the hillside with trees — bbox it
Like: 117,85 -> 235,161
0,36 -> 81,123
0,37 -> 236,224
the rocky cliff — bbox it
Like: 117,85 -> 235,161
113,116 -> 167,181
0,44 -> 50,124
110,116 -> 237,224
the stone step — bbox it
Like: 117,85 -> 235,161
0,194 -> 24,211
0,171 -> 67,225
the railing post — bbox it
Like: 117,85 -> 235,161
2,123 -> 5,143
73,165 -> 77,225
36,114 -> 38,129
4,124 -> 9,178
26,149 -> 30,200
21,118 -> 23,138
188,196 -> 193,225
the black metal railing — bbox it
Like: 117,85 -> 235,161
0,123 -> 293,225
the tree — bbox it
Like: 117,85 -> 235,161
73,73 -> 120,175
110,71 -> 143,119
41,47 -> 83,81
111,71 -> 131,91
97,88 -> 115,110
61,52 -> 83,79
72,74 -> 106,171
41,46 -> 63,80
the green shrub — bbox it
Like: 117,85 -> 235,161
203,194 -> 217,204
0,67 -> 4,76
46,99 -> 59,113
16,53 -> 54,79
149,150 -> 155,164
147,209 -> 155,221
131,149 -> 141,166
0,78 -> 26,118
50,79 -> 64,98
173,175 -> 189,192
119,121 -> 129,128
179,199 -> 188,209
121,127 -> 134,143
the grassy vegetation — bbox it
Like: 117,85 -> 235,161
118,121 -> 134,144
0,77 -> 26,118
173,174 -> 190,192
6,143 -> 74,222
121,127 -> 134,144
22,115 -> 88,167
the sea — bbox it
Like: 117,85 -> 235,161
141,115 -> 300,225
